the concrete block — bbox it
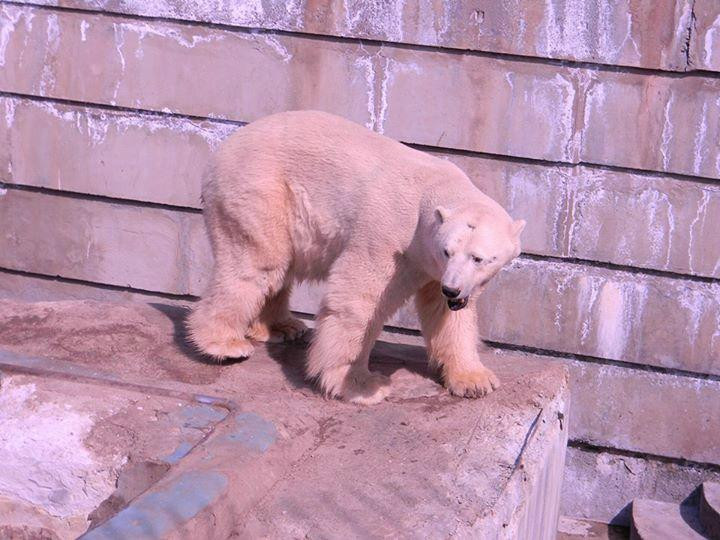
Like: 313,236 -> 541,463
380,50 -> 580,162
580,73 -> 720,179
0,96 -> 235,207
3,6 -> 718,179
700,482 -> 720,539
562,446 -> 720,526
0,5 -> 375,125
480,258 -> 720,376
691,2 -> 720,72
566,168 -> 720,279
17,0 -> 697,71
0,269 -> 184,305
631,499 -> 708,539
0,189 -> 210,294
0,298 -> 570,539
564,360 -> 720,463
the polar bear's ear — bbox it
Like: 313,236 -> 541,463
435,206 -> 451,223
511,219 -> 526,237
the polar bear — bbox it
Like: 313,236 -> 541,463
187,111 -> 525,405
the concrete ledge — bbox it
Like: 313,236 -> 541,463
0,299 -> 569,539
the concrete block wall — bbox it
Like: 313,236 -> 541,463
0,0 -> 718,525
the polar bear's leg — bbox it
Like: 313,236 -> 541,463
246,283 -> 308,343
307,258 -> 416,405
415,281 -> 500,397
188,184 -> 294,359
187,225 -> 291,361
308,304 -> 391,405
187,268 -> 286,359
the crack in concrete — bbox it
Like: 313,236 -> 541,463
512,407 -> 544,472
684,0 -> 698,71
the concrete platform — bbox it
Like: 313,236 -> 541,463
0,299 -> 569,539
630,499 -> 708,540
700,482 -> 720,539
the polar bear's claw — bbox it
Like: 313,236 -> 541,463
445,367 -> 500,398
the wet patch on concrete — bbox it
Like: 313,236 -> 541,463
87,459 -> 171,530
80,471 -> 228,540
225,412 -> 278,453
163,441 -> 194,464
177,403 -> 228,429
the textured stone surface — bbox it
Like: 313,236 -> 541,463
0,366 -> 227,539
560,168 -> 720,279
0,5 -> 374,127
5,96 -> 719,278
480,259 -> 720,377
578,72 -> 720,180
1,271 -> 719,466
2,6 -> 719,179
15,0 -> 698,71
0,299 -> 569,539
692,3 -> 720,72
631,499 -> 708,539
700,482 -> 720,539
0,269 -> 182,304
0,97 -> 236,207
2,189 -> 718,377
447,154 -> 720,279
563,447 -> 720,526
565,360 -> 720,463
0,189 -> 207,294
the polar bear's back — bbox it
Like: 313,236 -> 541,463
205,110 -> 485,280
213,110 -> 475,218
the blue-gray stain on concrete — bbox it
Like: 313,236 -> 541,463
178,404 -> 227,429
194,394 -> 222,405
162,441 -> 193,464
80,471 -> 227,540
226,412 -> 277,453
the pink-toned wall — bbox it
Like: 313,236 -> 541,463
1,0 -> 719,525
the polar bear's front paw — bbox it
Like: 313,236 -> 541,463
344,371 -> 392,405
444,367 -> 500,398
319,366 -> 391,405
271,317 -> 309,342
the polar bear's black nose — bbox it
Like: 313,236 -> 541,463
442,286 -> 460,298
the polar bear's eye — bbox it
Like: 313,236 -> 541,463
472,255 -> 484,264
443,249 -> 450,258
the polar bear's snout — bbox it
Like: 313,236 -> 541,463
441,285 -> 461,298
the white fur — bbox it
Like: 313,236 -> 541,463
187,111 -> 524,404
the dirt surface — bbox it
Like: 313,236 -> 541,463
0,299 -> 569,538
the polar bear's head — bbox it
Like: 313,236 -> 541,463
433,205 -> 525,311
